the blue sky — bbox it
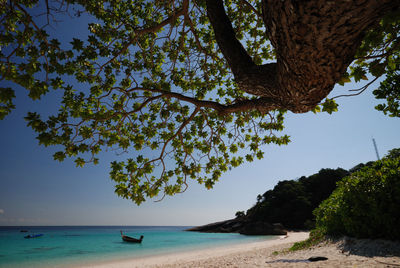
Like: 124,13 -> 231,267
0,5 -> 399,226
1,79 -> 399,226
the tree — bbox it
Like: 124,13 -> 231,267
1,1 -> 399,204
257,180 -> 312,229
235,210 -> 245,218
315,155 -> 400,240
245,168 -> 348,229
386,148 -> 400,159
299,168 -> 349,209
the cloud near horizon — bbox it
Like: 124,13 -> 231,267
0,209 -> 4,214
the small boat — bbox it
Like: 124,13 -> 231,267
24,234 -> 43,239
120,231 -> 143,243
20,230 -> 28,232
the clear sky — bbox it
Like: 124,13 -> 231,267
1,78 -> 399,226
0,7 -> 399,226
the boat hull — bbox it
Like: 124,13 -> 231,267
122,235 -> 143,243
24,234 -> 43,239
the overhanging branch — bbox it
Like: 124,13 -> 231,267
205,0 -> 255,74
205,0 -> 279,98
124,87 -> 279,115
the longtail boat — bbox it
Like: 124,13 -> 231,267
120,231 -> 143,243
24,234 -> 43,239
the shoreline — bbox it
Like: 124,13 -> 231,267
74,231 -> 400,267
75,232 -> 309,267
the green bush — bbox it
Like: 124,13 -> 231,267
314,156 -> 400,240
290,228 -> 325,251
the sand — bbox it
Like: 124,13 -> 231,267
79,232 -> 400,268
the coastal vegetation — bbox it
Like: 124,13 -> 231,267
1,1 -> 400,204
195,148 -> 400,241
236,164 -> 377,232
315,149 -> 400,240
289,228 -> 325,252
245,168 -> 349,229
289,149 -> 400,250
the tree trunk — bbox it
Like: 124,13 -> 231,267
206,0 -> 400,113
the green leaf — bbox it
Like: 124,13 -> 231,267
322,99 -> 339,114
75,157 -> 86,167
53,151 -> 66,162
338,75 -> 351,86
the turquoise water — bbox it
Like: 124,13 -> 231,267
0,226 -> 276,267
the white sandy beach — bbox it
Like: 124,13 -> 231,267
78,232 -> 400,268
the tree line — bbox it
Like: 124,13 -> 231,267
237,157 -> 388,230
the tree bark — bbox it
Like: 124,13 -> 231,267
206,0 -> 400,113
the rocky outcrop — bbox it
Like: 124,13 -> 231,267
239,222 -> 286,235
186,218 -> 287,235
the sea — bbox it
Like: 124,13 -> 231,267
0,226 -> 277,267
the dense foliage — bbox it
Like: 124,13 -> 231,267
374,62 -> 400,118
314,151 -> 400,240
1,0 -> 289,203
1,1 -> 399,203
245,168 -> 349,229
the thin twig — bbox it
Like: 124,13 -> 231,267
331,76 -> 380,100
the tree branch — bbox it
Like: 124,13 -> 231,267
331,77 -> 380,100
240,0 -> 262,19
133,0 -> 189,35
205,0 -> 279,98
125,87 -> 279,115
97,0 -> 189,76
205,0 -> 255,74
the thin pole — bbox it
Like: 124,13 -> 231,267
372,138 -> 380,160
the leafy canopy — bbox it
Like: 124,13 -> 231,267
1,1 -> 399,204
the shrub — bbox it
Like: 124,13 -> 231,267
290,228 -> 325,251
314,156 -> 400,240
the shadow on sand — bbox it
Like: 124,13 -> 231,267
337,237 -> 400,258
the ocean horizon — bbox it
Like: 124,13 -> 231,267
0,225 -> 277,267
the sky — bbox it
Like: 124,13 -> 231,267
1,78 -> 398,226
0,6 -> 399,227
